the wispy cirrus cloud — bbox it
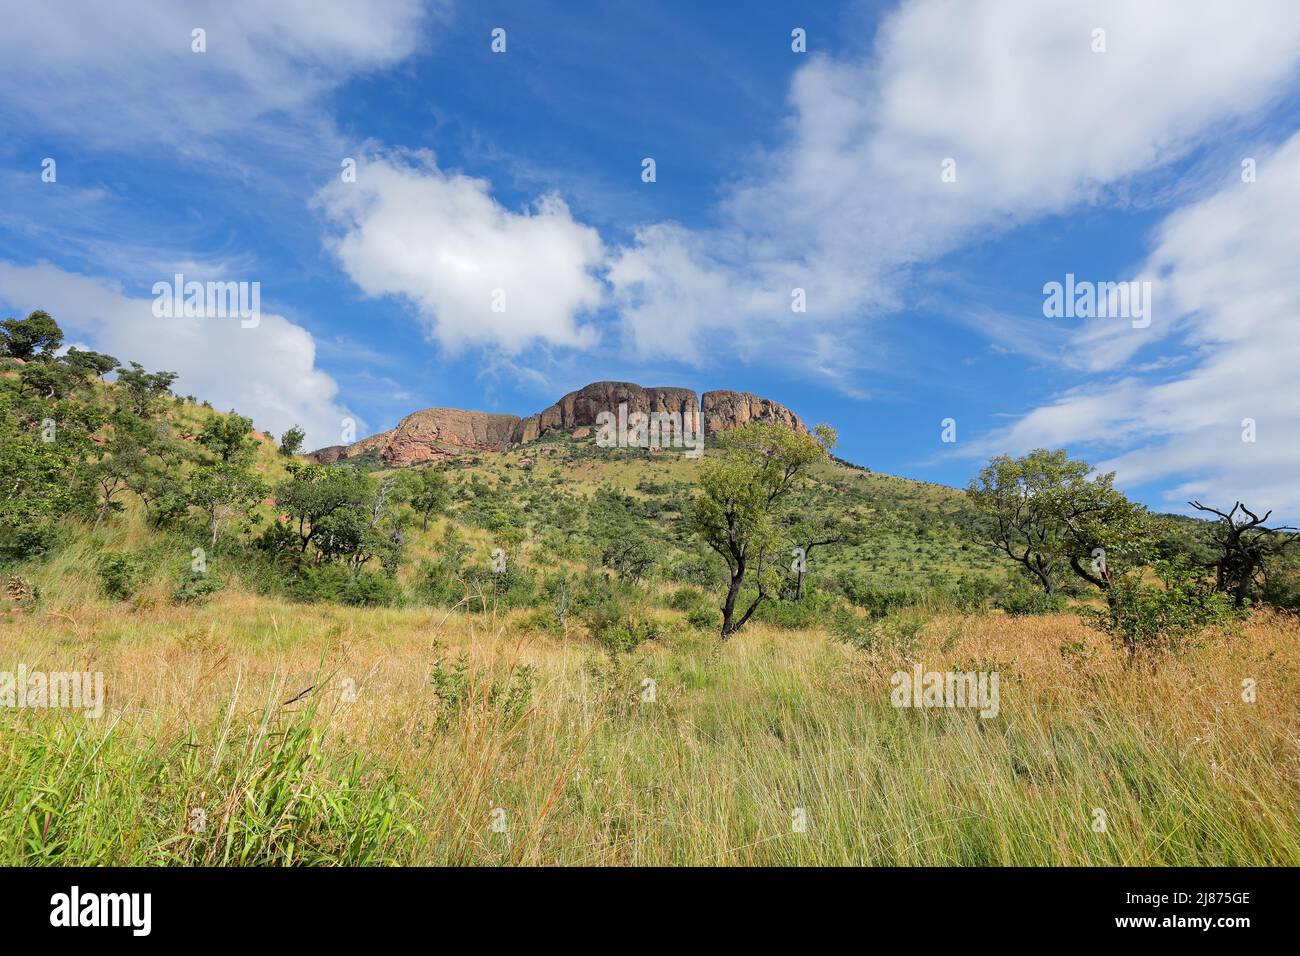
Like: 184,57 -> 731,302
973,132 -> 1300,518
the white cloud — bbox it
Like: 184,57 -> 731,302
0,261 -> 355,449
609,0 -> 1300,362
0,0 -> 432,149
979,132 -> 1300,518
316,151 -> 606,354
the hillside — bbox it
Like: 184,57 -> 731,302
3,333 -> 1299,869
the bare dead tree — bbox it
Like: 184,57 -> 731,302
1188,501 -> 1297,608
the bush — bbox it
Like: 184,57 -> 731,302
515,605 -> 566,633
582,598 -> 659,653
685,605 -> 720,631
1258,568 -> 1300,612
754,588 -> 838,629
428,653 -> 535,731
831,607 -> 925,657
668,587 -> 707,611
836,573 -> 919,617
0,522 -> 64,564
96,552 -> 143,601
995,586 -> 1065,616
289,563 -> 351,603
171,573 -> 224,604
344,571 -> 404,607
1080,560 -> 1238,657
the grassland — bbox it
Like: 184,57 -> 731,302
3,397 -> 1296,867
3,590 -> 1296,865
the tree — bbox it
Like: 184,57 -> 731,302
689,422 -> 834,637
188,462 -> 268,547
114,362 -> 178,417
1188,501 -> 1297,608
62,348 -> 119,381
278,425 -> 306,457
0,391 -> 97,557
786,512 -> 846,600
1,310 -> 64,360
272,463 -> 375,556
18,359 -> 76,400
90,434 -> 147,530
968,449 -> 1148,597
198,410 -> 256,463
409,465 -> 451,532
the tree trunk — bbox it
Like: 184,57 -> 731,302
720,560 -> 745,638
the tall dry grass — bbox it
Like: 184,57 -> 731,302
1,595 -> 1297,865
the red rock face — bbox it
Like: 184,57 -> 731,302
511,381 -> 700,444
700,390 -> 808,437
307,409 -> 520,466
305,381 -> 807,465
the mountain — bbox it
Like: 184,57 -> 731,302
307,380 -> 809,467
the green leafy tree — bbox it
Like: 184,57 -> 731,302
967,449 -> 1148,597
18,359 -> 76,400
409,465 -> 451,532
0,310 -> 64,360
0,392 -> 97,557
272,463 -> 375,556
188,462 -> 268,547
786,512 -> 847,600
61,348 -> 120,381
689,422 -> 835,637
114,362 -> 178,417
198,410 -> 256,463
278,424 -> 306,457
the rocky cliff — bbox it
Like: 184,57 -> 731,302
307,408 -> 521,466
700,390 -> 808,437
307,380 -> 807,465
511,381 -> 699,444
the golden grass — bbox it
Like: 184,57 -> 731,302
2,594 -> 1297,865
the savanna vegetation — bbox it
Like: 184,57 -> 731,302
2,310 -> 1297,865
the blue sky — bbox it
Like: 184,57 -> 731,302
2,0 -> 1300,518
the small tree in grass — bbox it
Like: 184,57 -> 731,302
689,422 -> 835,638
278,425 -> 306,457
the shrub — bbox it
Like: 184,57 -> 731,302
582,598 -> 659,653
995,586 -> 1066,616
171,573 -> 224,604
836,573 -> 919,617
344,571 -> 404,607
515,605 -> 565,633
96,552 -> 143,601
428,653 -> 536,731
288,563 -> 351,603
831,607 -> 925,657
1080,560 -> 1238,658
668,587 -> 707,611
754,588 -> 838,629
685,605 -> 720,631
0,522 -> 64,564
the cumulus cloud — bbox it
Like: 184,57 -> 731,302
609,0 -> 1300,361
0,261 -> 355,449
978,132 -> 1300,518
316,152 -> 606,354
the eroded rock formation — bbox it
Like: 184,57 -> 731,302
307,381 -> 807,465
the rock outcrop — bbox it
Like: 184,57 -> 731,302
306,381 -> 808,465
700,390 -> 808,437
511,381 -> 699,444
307,409 -> 521,466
